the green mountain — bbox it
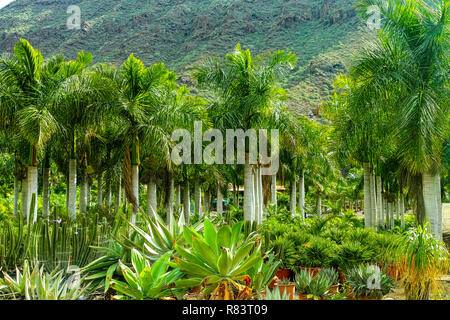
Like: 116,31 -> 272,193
0,0 -> 372,115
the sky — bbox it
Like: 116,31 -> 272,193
0,0 -> 14,9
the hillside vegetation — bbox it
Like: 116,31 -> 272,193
0,0 -> 372,114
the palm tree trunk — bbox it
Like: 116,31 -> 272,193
86,182 -> 91,210
105,180 -> 112,211
258,166 -> 264,223
422,173 -> 439,239
204,189 -> 210,214
217,185 -> 223,215
147,177 -> 157,217
369,171 -> 377,231
194,177 -> 202,217
27,165 -> 38,224
254,167 -> 260,222
435,174 -> 442,240
244,154 -> 254,222
67,159 -> 77,219
271,174 -> 277,210
376,176 -> 382,229
13,174 -> 19,217
131,164 -> 139,225
363,163 -> 371,228
42,167 -> 50,217
21,176 -> 28,219
290,178 -> 297,216
183,181 -> 190,224
165,175 -> 174,224
175,184 -> 181,212
79,173 -> 87,214
298,171 -> 305,219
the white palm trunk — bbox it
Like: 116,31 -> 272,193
369,172 -> 377,231
271,174 -> 277,210
105,183 -> 112,211
298,172 -> 305,219
376,176 -> 382,229
258,167 -> 264,223
27,166 -> 38,224
165,176 -> 174,225
253,167 -> 260,223
183,181 -> 190,224
390,202 -> 395,230
114,179 -> 121,212
243,156 -> 254,222
363,163 -> 371,228
79,176 -> 87,214
13,175 -> 19,217
42,168 -> 50,217
21,177 -> 28,219
175,184 -> 181,212
147,177 -> 157,217
194,177 -> 202,217
131,164 -> 139,225
396,193 -> 401,221
290,178 -> 297,216
67,159 -> 77,219
422,173 -> 439,238
87,183 -> 91,210
217,185 -> 223,215
435,174 -> 442,239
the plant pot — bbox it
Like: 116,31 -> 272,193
276,268 -> 292,280
297,293 -> 315,300
299,266 -> 322,277
268,277 -> 277,290
189,286 -> 202,294
276,283 -> 295,300
356,295 -> 379,300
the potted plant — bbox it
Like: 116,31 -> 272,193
247,253 -> 280,298
297,236 -> 337,276
270,237 -> 297,280
336,241 -> 374,283
317,267 -> 340,294
294,268 -> 333,300
388,225 -> 450,300
344,264 -> 394,300
276,278 -> 296,300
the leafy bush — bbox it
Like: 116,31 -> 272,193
337,241 -> 374,271
296,236 -> 337,268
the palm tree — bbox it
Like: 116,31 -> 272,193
0,39 -> 60,223
353,0 -> 449,238
194,44 -> 297,222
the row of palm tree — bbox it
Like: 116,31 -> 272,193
1,40 -> 334,226
325,0 -> 448,239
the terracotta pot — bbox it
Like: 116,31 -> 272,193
268,278 -> 277,290
299,266 -> 323,277
357,295 -> 379,300
297,293 -> 315,300
276,268 -> 292,280
276,283 -> 295,300
189,286 -> 202,294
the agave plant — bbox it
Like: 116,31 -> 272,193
0,260 -> 89,300
174,219 -> 262,300
111,249 -> 185,300
247,253 -> 280,298
119,211 -> 202,262
345,264 -> 394,299
263,286 -> 291,300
